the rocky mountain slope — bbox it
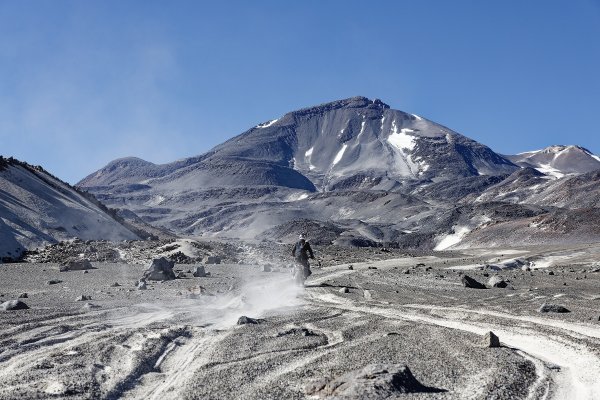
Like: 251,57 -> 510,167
76,97 -> 600,249
0,156 -> 143,260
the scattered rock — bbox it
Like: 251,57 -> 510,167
18,293 -> 28,298
368,266 -> 378,270
237,316 -> 263,325
488,276 -> 508,288
46,279 -> 62,285
402,269 -> 410,274
305,364 -> 443,397
461,275 -> 487,289
193,265 -> 207,277
348,265 -> 354,270
538,303 -> 570,313
590,268 -> 600,273
110,282 -> 120,287
137,280 -> 147,290
142,257 -> 176,281
83,270 -> 89,274
548,271 -> 555,275
339,287 -> 350,294
204,256 -> 221,265
75,295 -> 92,302
482,331 -> 501,348
59,259 -> 94,272
1,300 -> 29,311
276,327 -> 317,337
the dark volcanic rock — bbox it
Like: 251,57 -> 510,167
18,293 -> 28,298
1,300 -> 30,311
305,364 -> 444,398
193,265 -> 207,277
204,256 -> 221,265
47,279 -> 62,285
237,316 -> 262,325
60,259 -> 94,272
538,304 -> 571,313
75,295 -> 92,302
461,275 -> 487,289
142,257 -> 176,281
483,331 -> 501,348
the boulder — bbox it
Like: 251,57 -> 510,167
142,257 -> 176,281
204,256 -> 221,265
1,300 -> 29,311
488,276 -> 508,288
482,331 -> 501,348
305,364 -> 443,397
60,259 -> 93,272
237,316 -> 262,325
538,304 -> 570,313
137,280 -> 147,290
193,266 -> 207,277
461,275 -> 487,289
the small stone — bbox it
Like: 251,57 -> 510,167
47,279 -> 62,285
368,266 -> 377,270
193,266 -> 207,277
1,300 -> 29,311
339,287 -> 349,294
348,265 -> 354,270
110,282 -> 120,287
75,295 -> 92,302
83,270 -> 89,274
237,316 -> 261,325
137,280 -> 147,290
538,303 -> 570,313
403,269 -> 410,274
18,293 -> 28,298
483,331 -> 501,348
461,275 -> 487,289
548,271 -> 555,275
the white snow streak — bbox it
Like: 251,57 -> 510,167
411,113 -> 423,121
256,119 -> 279,128
332,144 -> 347,166
304,147 -> 313,157
535,164 -> 565,179
434,226 -> 471,250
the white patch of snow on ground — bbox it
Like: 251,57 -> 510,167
305,147 -> 313,157
434,226 -> 471,250
286,192 -> 309,202
256,118 -> 279,128
535,164 -> 565,179
411,113 -> 423,121
357,119 -> 366,139
332,144 -> 347,166
387,120 -> 416,151
591,154 -> 600,163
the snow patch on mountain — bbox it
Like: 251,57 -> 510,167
332,144 -> 348,166
256,118 -> 279,128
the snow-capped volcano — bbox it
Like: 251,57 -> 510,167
506,145 -> 600,178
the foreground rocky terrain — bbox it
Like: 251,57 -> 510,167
1,242 -> 599,399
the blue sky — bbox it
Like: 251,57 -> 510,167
1,0 -> 599,183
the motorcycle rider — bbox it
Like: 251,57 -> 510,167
291,233 -> 314,284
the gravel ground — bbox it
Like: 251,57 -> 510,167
0,242 -> 599,399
